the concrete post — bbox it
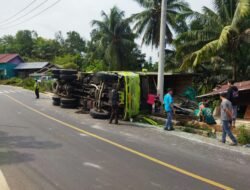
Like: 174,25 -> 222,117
157,0 -> 167,102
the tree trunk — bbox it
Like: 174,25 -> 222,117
230,51 -> 237,81
232,60 -> 237,81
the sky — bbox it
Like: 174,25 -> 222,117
0,0 -> 213,60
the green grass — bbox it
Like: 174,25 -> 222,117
0,77 -> 52,93
237,125 -> 250,145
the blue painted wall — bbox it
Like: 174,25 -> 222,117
0,63 -> 17,79
0,57 -> 24,79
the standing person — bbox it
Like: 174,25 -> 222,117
163,88 -> 175,131
109,85 -> 119,124
220,93 -> 237,146
227,80 -> 239,127
34,80 -> 40,99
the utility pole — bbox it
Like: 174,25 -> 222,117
157,0 -> 167,102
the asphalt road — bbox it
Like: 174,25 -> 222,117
0,85 -> 250,190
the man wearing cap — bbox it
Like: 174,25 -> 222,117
220,93 -> 237,145
163,88 -> 175,131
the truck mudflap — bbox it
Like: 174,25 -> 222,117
120,72 -> 140,120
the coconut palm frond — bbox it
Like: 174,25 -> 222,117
181,40 -> 219,70
231,0 -> 250,29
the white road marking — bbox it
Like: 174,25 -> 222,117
80,133 -> 88,137
83,162 -> 103,170
91,125 -> 105,131
0,170 -> 10,190
0,90 -> 21,94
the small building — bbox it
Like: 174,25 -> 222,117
0,54 -> 24,79
197,80 -> 250,119
138,72 -> 195,110
15,62 -> 56,78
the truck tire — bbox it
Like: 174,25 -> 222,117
60,103 -> 78,109
52,81 -> 60,93
53,101 -> 60,106
90,109 -> 110,119
52,96 -> 60,106
61,98 -> 78,105
60,75 -> 77,81
60,70 -> 77,75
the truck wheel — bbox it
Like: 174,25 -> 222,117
53,101 -> 60,106
90,109 -> 110,119
61,98 -> 78,105
52,96 -> 60,106
60,103 -> 78,109
60,75 -> 77,81
52,81 -> 60,93
60,70 -> 77,75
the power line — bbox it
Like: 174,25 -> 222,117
0,0 -> 49,27
0,0 -> 38,24
0,0 -> 62,29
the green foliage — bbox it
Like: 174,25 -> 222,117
178,0 -> 250,82
85,59 -> 108,72
131,0 -> 192,47
32,37 -> 61,61
237,125 -> 250,145
0,30 -> 86,69
64,31 -> 86,54
91,6 -> 145,71
0,78 -> 52,92
54,54 -> 82,70
40,80 -> 53,92
0,77 -> 22,86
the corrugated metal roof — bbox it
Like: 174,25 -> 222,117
197,80 -> 250,98
15,62 -> 49,70
0,54 -> 20,63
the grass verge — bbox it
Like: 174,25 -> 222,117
0,77 -> 52,93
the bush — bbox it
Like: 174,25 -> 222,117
1,77 -> 53,93
0,77 -> 23,86
237,126 -> 250,145
22,78 -> 35,90
40,80 -> 53,92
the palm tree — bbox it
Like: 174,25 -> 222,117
131,0 -> 192,47
175,0 -> 238,61
91,6 -> 136,70
179,0 -> 250,80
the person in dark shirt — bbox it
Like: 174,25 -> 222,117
227,80 -> 239,127
109,85 -> 119,124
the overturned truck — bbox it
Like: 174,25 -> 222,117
51,69 -> 141,120
51,69 -> 196,120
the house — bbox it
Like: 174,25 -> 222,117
0,54 -> 24,79
197,80 -> 250,119
15,62 -> 57,78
